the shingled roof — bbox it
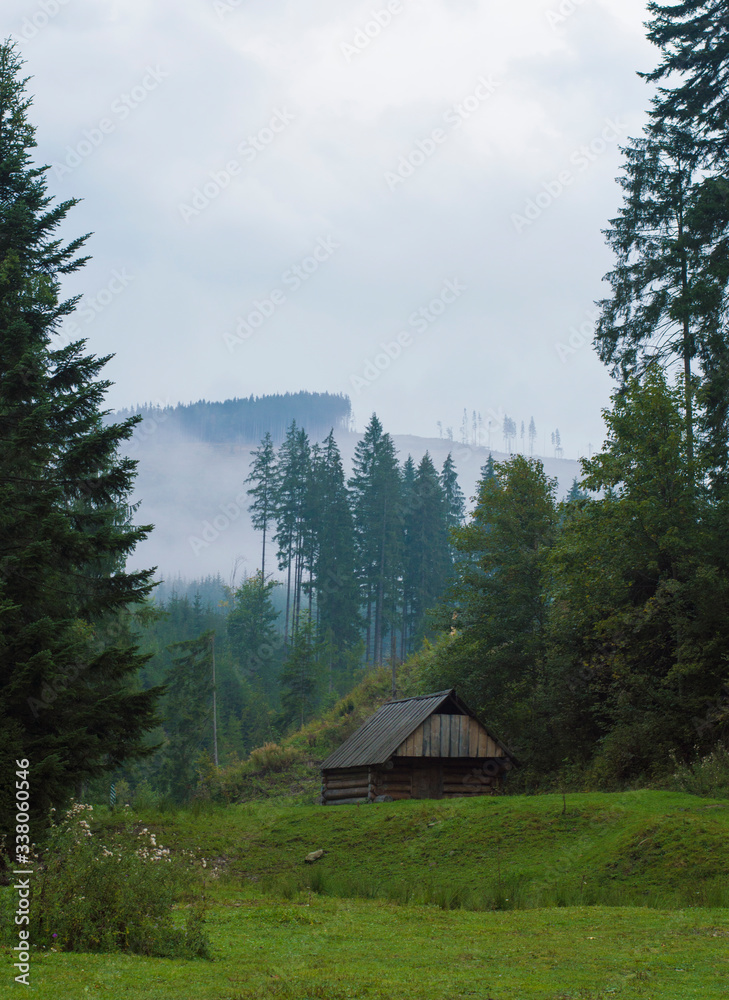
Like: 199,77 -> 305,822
320,689 -> 514,770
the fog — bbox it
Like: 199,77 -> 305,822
124,422 -> 581,582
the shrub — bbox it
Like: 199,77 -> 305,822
248,742 -> 299,772
0,802 -> 210,957
666,744 -> 729,799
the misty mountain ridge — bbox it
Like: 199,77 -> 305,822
117,395 -> 582,582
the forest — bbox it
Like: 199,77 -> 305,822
2,0 -> 729,836
115,391 -> 353,445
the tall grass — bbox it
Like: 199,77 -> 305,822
258,865 -> 729,912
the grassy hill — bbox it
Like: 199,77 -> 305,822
120,790 -> 729,912
15,789 -> 729,999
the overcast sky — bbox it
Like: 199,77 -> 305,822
8,0 -> 657,459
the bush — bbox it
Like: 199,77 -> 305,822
0,802 -> 210,957
248,742 -> 299,772
666,744 -> 729,799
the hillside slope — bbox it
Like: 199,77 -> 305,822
128,790 -> 729,911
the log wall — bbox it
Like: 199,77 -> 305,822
321,756 -> 511,804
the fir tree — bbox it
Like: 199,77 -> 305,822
440,453 -> 466,537
273,422 -> 312,643
161,630 -> 214,801
399,455 -> 418,660
349,415 -> 402,664
408,453 -> 452,646
245,432 -> 277,582
0,42 -> 160,833
278,612 -> 321,730
311,431 -> 361,660
226,572 -> 281,690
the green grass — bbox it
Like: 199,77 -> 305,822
103,790 -> 729,909
2,892 -> 728,998
3,790 -> 729,998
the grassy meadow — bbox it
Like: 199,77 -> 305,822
2,790 -> 729,998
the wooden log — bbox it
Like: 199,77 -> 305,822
323,770 -> 368,780
325,780 -> 370,791
324,776 -> 369,788
323,786 -> 370,800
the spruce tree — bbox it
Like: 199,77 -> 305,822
311,431 -> 361,658
399,455 -> 418,659
644,0 -> 729,171
440,453 -> 466,535
226,572 -> 281,690
594,131 -> 707,471
408,453 -> 452,645
0,43 -> 160,833
161,630 -> 214,801
273,422 -> 311,643
278,612 -> 320,730
349,415 -> 402,665
245,432 -> 277,582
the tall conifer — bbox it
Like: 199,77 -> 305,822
0,43 -> 160,832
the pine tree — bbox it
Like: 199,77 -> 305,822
594,131 -> 707,472
399,455 -> 418,660
273,422 -> 312,643
434,456 -> 558,737
640,3 -> 729,484
643,1 -> 729,171
528,417 -> 537,455
480,453 -> 496,480
278,612 -> 321,730
161,630 -> 214,801
245,432 -> 277,581
408,453 -> 452,646
440,453 -> 466,535
311,431 -> 361,661
349,415 -> 402,664
226,572 -> 281,689
565,477 -> 588,504
0,43 -> 160,832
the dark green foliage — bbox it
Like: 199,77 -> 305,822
429,455 -> 558,749
643,0 -> 729,171
440,452 -> 466,533
227,572 -> 282,695
161,630 -> 214,800
0,42 -> 160,839
310,432 -> 361,657
548,368 -> 729,780
279,613 -> 322,730
599,2 -> 729,481
408,453 -> 452,645
349,415 -> 403,665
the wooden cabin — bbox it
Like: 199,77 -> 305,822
319,689 -> 516,805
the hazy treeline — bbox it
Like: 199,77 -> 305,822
116,391 -> 353,445
246,414 -> 467,667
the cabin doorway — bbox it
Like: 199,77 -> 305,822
412,762 -> 443,799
